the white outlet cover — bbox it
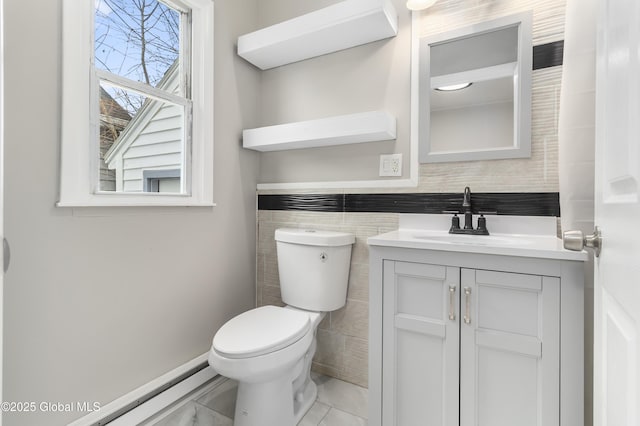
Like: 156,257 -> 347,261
379,154 -> 402,177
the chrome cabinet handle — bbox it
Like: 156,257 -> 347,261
448,286 -> 456,321
463,287 -> 472,325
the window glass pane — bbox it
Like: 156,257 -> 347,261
95,0 -> 181,88
99,81 -> 185,193
157,177 -> 180,192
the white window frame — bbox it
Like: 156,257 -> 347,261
59,0 -> 214,207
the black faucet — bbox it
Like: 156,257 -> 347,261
462,187 -> 473,230
448,187 -> 490,235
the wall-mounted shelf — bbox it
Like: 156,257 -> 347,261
237,0 -> 398,70
242,111 -> 397,152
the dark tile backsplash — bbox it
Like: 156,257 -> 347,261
258,192 -> 560,217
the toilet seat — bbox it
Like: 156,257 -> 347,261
213,305 -> 311,359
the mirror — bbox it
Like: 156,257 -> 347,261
418,12 -> 532,163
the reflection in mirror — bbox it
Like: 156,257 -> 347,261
430,77 -> 514,153
418,12 -> 532,163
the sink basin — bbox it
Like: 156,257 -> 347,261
413,233 -> 530,246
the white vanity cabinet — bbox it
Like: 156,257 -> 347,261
369,227 -> 586,426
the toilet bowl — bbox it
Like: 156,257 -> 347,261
208,306 -> 324,426
208,228 -> 355,426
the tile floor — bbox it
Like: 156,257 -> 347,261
143,373 -> 368,426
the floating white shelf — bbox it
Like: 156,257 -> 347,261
242,111 -> 397,152
237,0 -> 398,70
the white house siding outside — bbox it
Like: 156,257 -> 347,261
104,64 -> 185,193
120,103 -> 184,192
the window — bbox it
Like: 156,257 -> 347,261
60,0 -> 214,207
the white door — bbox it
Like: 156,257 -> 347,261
0,0 -> 5,423
593,0 -> 640,424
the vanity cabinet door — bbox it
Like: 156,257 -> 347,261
382,260 -> 460,426
459,269 -> 560,426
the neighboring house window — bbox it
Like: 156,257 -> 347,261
143,169 -> 181,192
60,0 -> 214,207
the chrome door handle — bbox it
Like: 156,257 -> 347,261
563,226 -> 602,257
463,287 -> 471,325
448,286 -> 456,321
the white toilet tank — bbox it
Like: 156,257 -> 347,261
275,228 -> 355,312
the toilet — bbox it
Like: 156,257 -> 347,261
208,228 -> 355,426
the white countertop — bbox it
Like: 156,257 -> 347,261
367,214 -> 588,262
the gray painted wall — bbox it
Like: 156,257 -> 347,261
3,0 -> 260,424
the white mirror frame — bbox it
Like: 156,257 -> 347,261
417,11 -> 532,163
58,0 -> 215,207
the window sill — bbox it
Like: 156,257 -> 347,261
57,193 -> 215,208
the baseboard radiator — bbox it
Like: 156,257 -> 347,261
68,353 -> 218,426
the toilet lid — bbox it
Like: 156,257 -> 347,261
213,306 -> 311,359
